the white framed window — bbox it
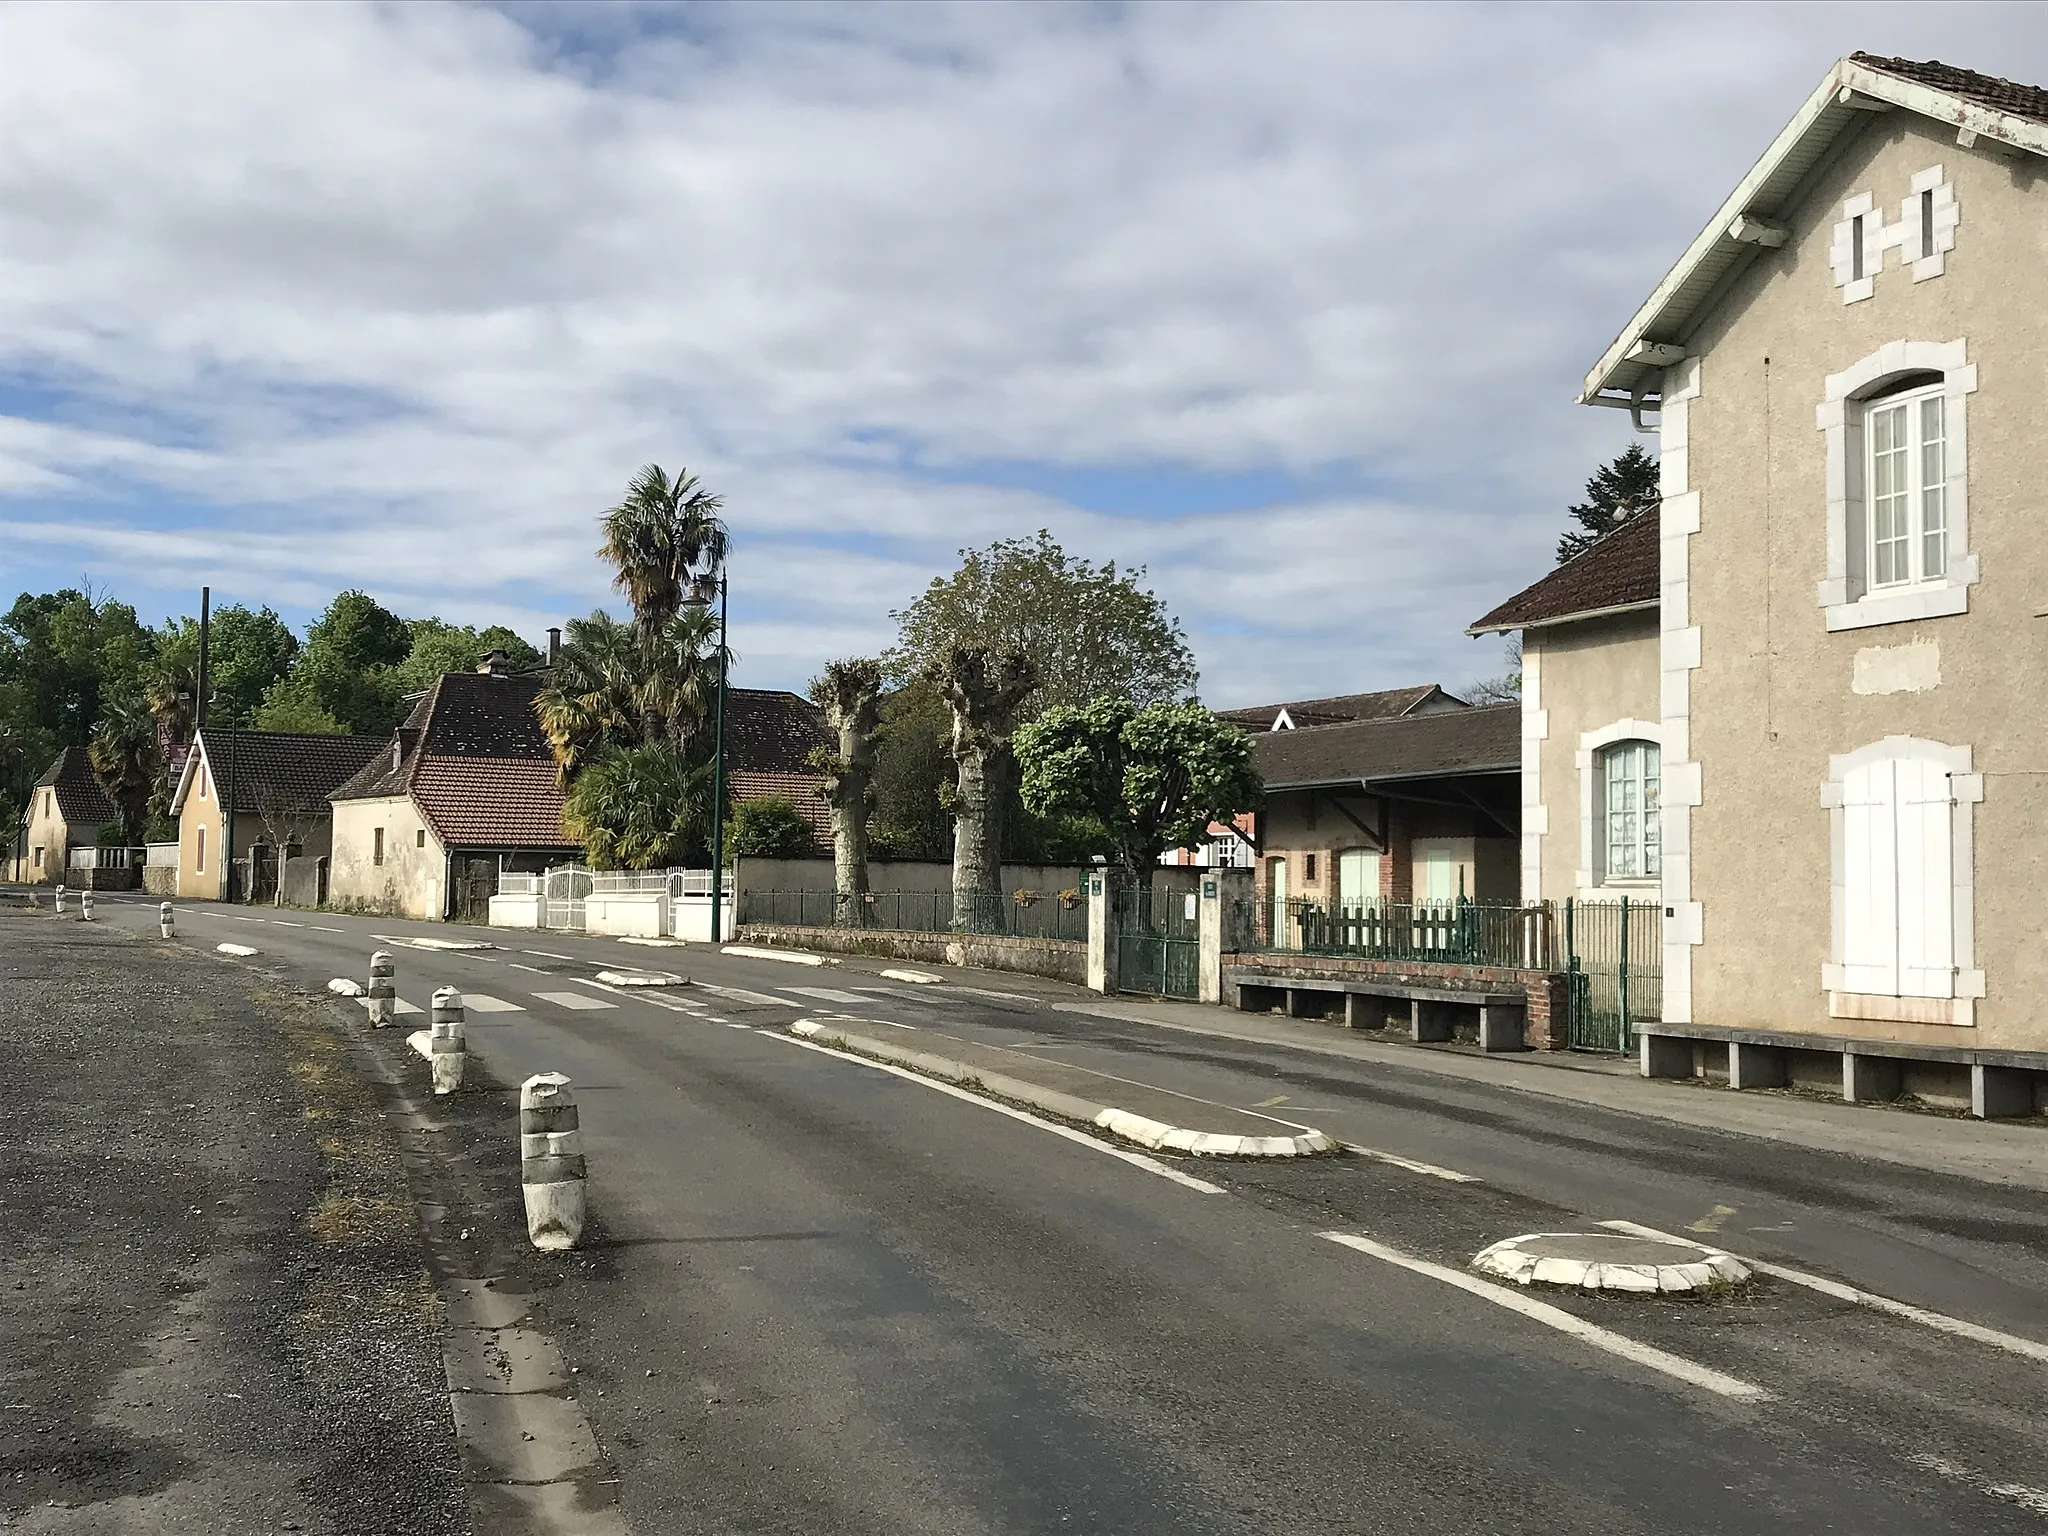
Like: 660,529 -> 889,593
1816,340 -> 1978,632
1600,741 -> 1661,881
1822,737 -> 1982,1025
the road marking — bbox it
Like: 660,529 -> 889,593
522,949 -> 575,960
1601,1219 -> 2048,1365
1909,1453 -> 2048,1517
462,994 -> 526,1013
1688,1204 -> 1737,1234
564,975 -> 694,1012
508,963 -> 546,974
355,997 -> 423,1015
724,1022 -> 752,1030
763,1030 -> 1226,1195
230,916 -> 261,923
309,925 -> 344,933
1318,1231 -> 1769,1402
532,991 -> 616,1011
781,986 -> 877,1006
952,985 -> 1039,1003
695,983 -> 796,1009
270,920 -> 304,928
1254,1094 -> 1289,1107
1342,1143 -> 1482,1183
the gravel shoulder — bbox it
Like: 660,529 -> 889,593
0,909 -> 467,1535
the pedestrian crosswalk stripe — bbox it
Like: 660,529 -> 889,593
780,986 -> 875,1006
462,994 -> 525,1013
354,997 -> 423,1015
532,991 -> 616,1011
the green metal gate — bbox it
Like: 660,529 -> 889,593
1563,896 -> 1663,1052
1118,884 -> 1200,999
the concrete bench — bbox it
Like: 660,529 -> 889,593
1637,1022 -> 2047,1121
1226,970 -> 1529,1053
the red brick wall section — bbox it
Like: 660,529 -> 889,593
1226,952 -> 1572,1051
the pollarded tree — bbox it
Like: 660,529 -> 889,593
808,658 -> 884,925
927,644 -> 1036,921
1017,698 -> 1263,882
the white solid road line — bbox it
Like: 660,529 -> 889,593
1599,1220 -> 2048,1365
1343,1143 -> 1483,1184
763,1030 -> 1227,1196
1318,1231 -> 1770,1403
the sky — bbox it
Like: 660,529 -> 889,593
4,2 -> 2046,706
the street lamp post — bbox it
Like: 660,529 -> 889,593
688,570 -> 730,943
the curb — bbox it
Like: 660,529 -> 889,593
789,1019 -> 1335,1158
723,944 -> 835,966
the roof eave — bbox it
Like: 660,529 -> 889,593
1581,58 -> 2048,406
1467,597 -> 1659,637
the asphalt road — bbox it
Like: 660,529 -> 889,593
62,892 -> 2048,1533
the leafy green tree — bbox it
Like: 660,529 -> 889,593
250,677 -> 348,735
889,530 -> 1197,716
389,619 -> 542,698
1557,443 -> 1660,564
867,678 -> 954,861
1017,698 -> 1263,879
289,590 -> 413,734
724,794 -> 818,864
561,742 -> 713,870
0,590 -> 151,845
148,604 -> 298,729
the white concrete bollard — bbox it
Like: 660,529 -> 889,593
53,884 -> 65,916
520,1072 -> 586,1251
160,902 -> 175,939
80,891 -> 93,922
428,986 -> 466,1095
366,951 -> 395,1028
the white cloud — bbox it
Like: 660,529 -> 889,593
3,1 -> 2045,702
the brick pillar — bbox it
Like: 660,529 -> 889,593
1383,806 -> 1414,903
1523,972 -> 1570,1051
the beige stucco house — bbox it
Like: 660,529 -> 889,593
1501,53 -> 2048,1114
14,748 -> 116,885
170,728 -> 387,902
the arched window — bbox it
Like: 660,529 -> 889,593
1599,740 -> 1661,881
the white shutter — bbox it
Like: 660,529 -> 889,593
1895,758 -> 1955,998
1840,759 -> 1899,994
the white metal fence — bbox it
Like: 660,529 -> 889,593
69,846 -> 146,870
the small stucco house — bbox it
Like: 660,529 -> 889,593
15,748 -> 116,885
170,728 -> 388,902
328,660 -> 582,921
1499,52 -> 2048,1112
1244,703 -> 1520,914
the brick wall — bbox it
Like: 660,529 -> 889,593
1225,951 -> 1571,1051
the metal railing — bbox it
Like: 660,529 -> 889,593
1562,895 -> 1663,1052
1230,897 -> 1551,970
739,888 -> 1087,942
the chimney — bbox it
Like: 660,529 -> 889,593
477,648 -> 510,677
547,627 -> 562,667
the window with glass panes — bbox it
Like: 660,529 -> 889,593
1867,384 -> 1946,589
1601,741 -> 1660,880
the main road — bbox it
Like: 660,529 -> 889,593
75,892 -> 2048,1533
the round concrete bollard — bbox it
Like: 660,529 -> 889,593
53,884 -> 66,916
428,986 -> 466,1095
520,1072 -> 585,1251
160,901 -> 174,939
80,891 -> 93,922
366,950 -> 395,1028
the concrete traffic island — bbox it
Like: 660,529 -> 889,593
789,1018 -> 1336,1158
1473,1232 -> 1751,1293
593,968 -> 687,987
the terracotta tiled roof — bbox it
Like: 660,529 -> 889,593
196,729 -> 388,814
1852,53 -> 2048,124
729,769 -> 831,845
1256,705 -> 1520,790
1467,508 -> 1660,634
1214,684 -> 1463,731
412,756 -> 575,849
33,747 -> 116,825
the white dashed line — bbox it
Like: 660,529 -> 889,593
508,963 -> 546,974
522,949 -> 576,960
270,920 -> 304,928
310,926 -> 344,933
760,1029 -> 1225,1196
1600,1220 -> 2048,1365
1318,1231 -> 1768,1402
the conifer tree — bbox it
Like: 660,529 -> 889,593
1557,442 -> 1660,564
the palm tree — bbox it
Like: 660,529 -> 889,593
562,742 -> 713,870
809,658 -> 883,925
535,613 -> 642,785
636,606 -> 729,750
600,464 -> 729,662
89,694 -> 161,844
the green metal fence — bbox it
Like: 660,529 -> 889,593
1230,897 -> 1547,971
1561,896 -> 1663,1053
739,888 -> 1087,942
1118,885 -> 1201,998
